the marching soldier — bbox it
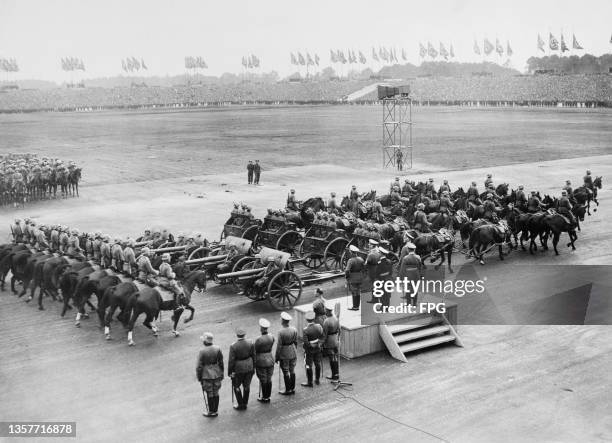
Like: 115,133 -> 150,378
275,312 -> 298,395
301,311 -> 324,387
196,332 -> 223,418
345,245 -> 365,311
558,190 -> 576,225
413,203 -> 432,233
312,288 -> 326,327
515,185 -> 528,211
247,161 -> 254,185
228,327 -> 255,410
322,301 -> 340,381
253,160 -> 261,185
286,189 -> 298,211
254,318 -> 275,403
327,192 -> 339,214
136,247 -> 158,283
527,191 -> 544,213
398,242 -> 422,306
484,173 -> 494,190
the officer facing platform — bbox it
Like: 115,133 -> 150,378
322,301 -> 340,381
275,312 -> 298,395
302,311 -> 324,387
196,332 -> 224,418
312,288 -> 326,327
254,318 -> 275,403
345,245 -> 366,311
228,327 -> 255,410
398,242 -> 423,306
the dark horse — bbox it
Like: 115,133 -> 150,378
68,168 -> 82,197
468,220 -> 512,265
285,197 -> 326,229
573,176 -> 602,216
99,282 -> 140,340
545,213 -> 577,255
405,228 -> 455,273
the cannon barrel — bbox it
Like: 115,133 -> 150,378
134,241 -> 150,247
149,245 -> 188,254
217,268 -> 265,280
185,254 -> 228,265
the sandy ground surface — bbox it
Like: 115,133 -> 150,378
1,107 -> 611,442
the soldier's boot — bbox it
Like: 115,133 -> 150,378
315,365 -> 321,385
351,294 -> 360,310
265,382 -> 273,401
257,383 -> 266,402
203,393 -> 215,417
301,368 -> 313,387
233,388 -> 244,410
279,373 -> 292,395
332,361 -> 340,380
242,388 -> 250,409
289,373 -> 296,394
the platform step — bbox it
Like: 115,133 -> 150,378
386,316 -> 443,335
394,325 -> 450,344
398,334 -> 456,354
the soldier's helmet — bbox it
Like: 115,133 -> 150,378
87,233 -> 94,239
30,220 -> 37,226
561,190 -> 567,195
104,234 -> 111,241
161,253 -> 171,261
351,185 -> 356,189
518,185 -> 524,190
128,239 -> 136,247
531,191 -> 537,195
417,203 -> 425,210
331,192 -> 336,197
141,247 -> 151,255
486,193 -> 493,199
444,179 -> 448,184
487,173 -> 492,178
72,229 -> 80,236
144,228 -> 151,233
267,209 -> 273,215
566,180 -> 571,184
14,218 -> 21,223
429,178 -> 434,182
393,185 -> 400,191
290,189 -> 295,193
586,170 -> 591,175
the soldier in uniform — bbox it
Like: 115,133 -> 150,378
402,179 -> 415,196
92,232 -> 102,263
253,160 -> 261,185
58,226 -> 70,253
467,181 -> 480,205
365,240 -> 381,304
27,220 -> 38,246
196,332 -> 223,417
390,177 -> 401,193
158,253 -> 183,300
438,179 -> 451,195
254,318 -> 275,403
12,218 -> 23,243
371,198 -> 384,223
252,256 -> 282,296
375,247 -> 394,308
275,312 -> 298,395
425,178 -> 436,199
85,233 -> 95,259
398,242 -> 422,305
327,192 -> 339,214
558,190 -> 576,225
322,301 -> 340,381
390,185 -> 402,206
413,203 -> 432,233
174,232 -> 187,247
438,191 -> 454,225
345,245 -> 365,311
286,189 -> 298,211
349,185 -> 359,213
527,191 -> 544,213
301,311 -> 324,387
141,229 -> 153,242
217,245 -> 239,274
100,235 -> 112,268
137,247 -> 159,283
111,238 -> 125,272
515,185 -> 527,211
35,224 -> 50,251
67,229 -> 82,257
228,327 -> 255,410
247,161 -> 254,185
312,288 -> 326,327
396,150 -> 403,171
583,170 -> 593,195
483,194 -> 499,222
484,173 -> 494,190
123,239 -> 137,277
563,180 -> 574,203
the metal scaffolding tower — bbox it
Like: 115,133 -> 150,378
382,96 -> 413,170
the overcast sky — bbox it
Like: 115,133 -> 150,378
1,0 -> 611,81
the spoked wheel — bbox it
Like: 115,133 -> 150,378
324,238 -> 349,271
242,225 -> 259,242
298,240 -> 322,269
230,260 -> 260,296
188,246 -> 210,261
276,231 -> 303,256
267,271 -> 302,310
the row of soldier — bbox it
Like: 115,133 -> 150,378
196,291 -> 340,417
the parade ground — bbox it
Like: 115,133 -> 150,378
1,105 -> 611,442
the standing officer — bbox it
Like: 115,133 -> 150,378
12,219 -> 23,243
365,240 -> 381,304
254,318 -> 275,403
247,161 -> 254,184
228,328 -> 255,410
302,311 -> 324,387
398,242 -> 422,306
375,247 -> 394,308
349,185 -> 359,213
196,332 -> 223,417
275,312 -> 297,395
312,288 -> 326,327
286,189 -> 298,211
327,192 -> 339,214
322,301 -> 340,381
345,245 -> 365,311
253,160 -> 261,185
396,150 -> 403,171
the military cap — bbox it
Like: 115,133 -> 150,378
259,318 -> 270,328
324,300 -> 334,311
331,192 -> 336,197
141,247 -> 151,254
280,312 -> 292,321
235,327 -> 246,337
487,173 -> 492,178
349,245 -> 359,252
561,190 -> 567,195
201,332 -> 214,343
368,239 -> 379,246
378,247 -> 389,254
161,253 -> 171,261
518,185 -> 524,190
305,311 -> 315,322
290,189 -> 295,193
351,185 -> 356,189
566,180 -> 571,184
405,242 -> 416,249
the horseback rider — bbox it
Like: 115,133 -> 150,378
67,229 -> 82,257
484,173 -> 493,190
371,198 -> 385,223
527,191 -> 545,213
563,180 -> 574,203
35,224 -> 50,251
467,181 -> 480,205
58,225 -> 70,253
515,185 -> 528,211
439,191 -> 454,215
402,179 -> 415,196
349,185 -> 359,213
438,179 -> 451,195
123,239 -> 137,277
583,170 -> 593,195
136,247 -> 159,283
111,238 -> 125,272
286,189 -> 299,211
483,194 -> 499,222
425,178 -> 436,199
390,177 -> 401,193
557,190 -> 576,225
327,192 -> 339,214
158,253 -> 184,301
413,203 -> 432,233
390,185 -> 402,206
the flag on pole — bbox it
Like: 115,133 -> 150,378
401,48 -> 407,61
330,49 -> 337,63
560,34 -> 569,52
439,42 -> 449,60
506,41 -> 513,57
537,34 -> 545,52
141,58 -> 148,70
359,51 -> 367,64
549,33 -> 559,50
572,34 -> 583,50
372,47 -> 380,61
315,54 -> 320,66
121,59 -> 127,72
483,38 -> 494,55
419,42 -> 427,58
450,44 -> 455,58
427,42 -> 438,58
495,38 -> 504,56
291,53 -> 298,65
251,55 -> 260,68
473,40 -> 481,55
241,56 -> 247,68
298,52 -> 305,66
306,53 -> 314,66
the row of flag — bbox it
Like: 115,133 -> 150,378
420,42 -> 458,59
290,52 -> 321,66
184,56 -> 208,69
241,55 -> 260,69
121,57 -> 147,72
469,39 -> 513,57
0,58 -> 19,72
61,57 -> 85,71
537,33 -> 583,52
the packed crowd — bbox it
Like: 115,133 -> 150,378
1,74 -> 610,112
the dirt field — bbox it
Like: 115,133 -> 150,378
1,106 -> 611,442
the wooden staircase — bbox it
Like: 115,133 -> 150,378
379,314 -> 463,362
